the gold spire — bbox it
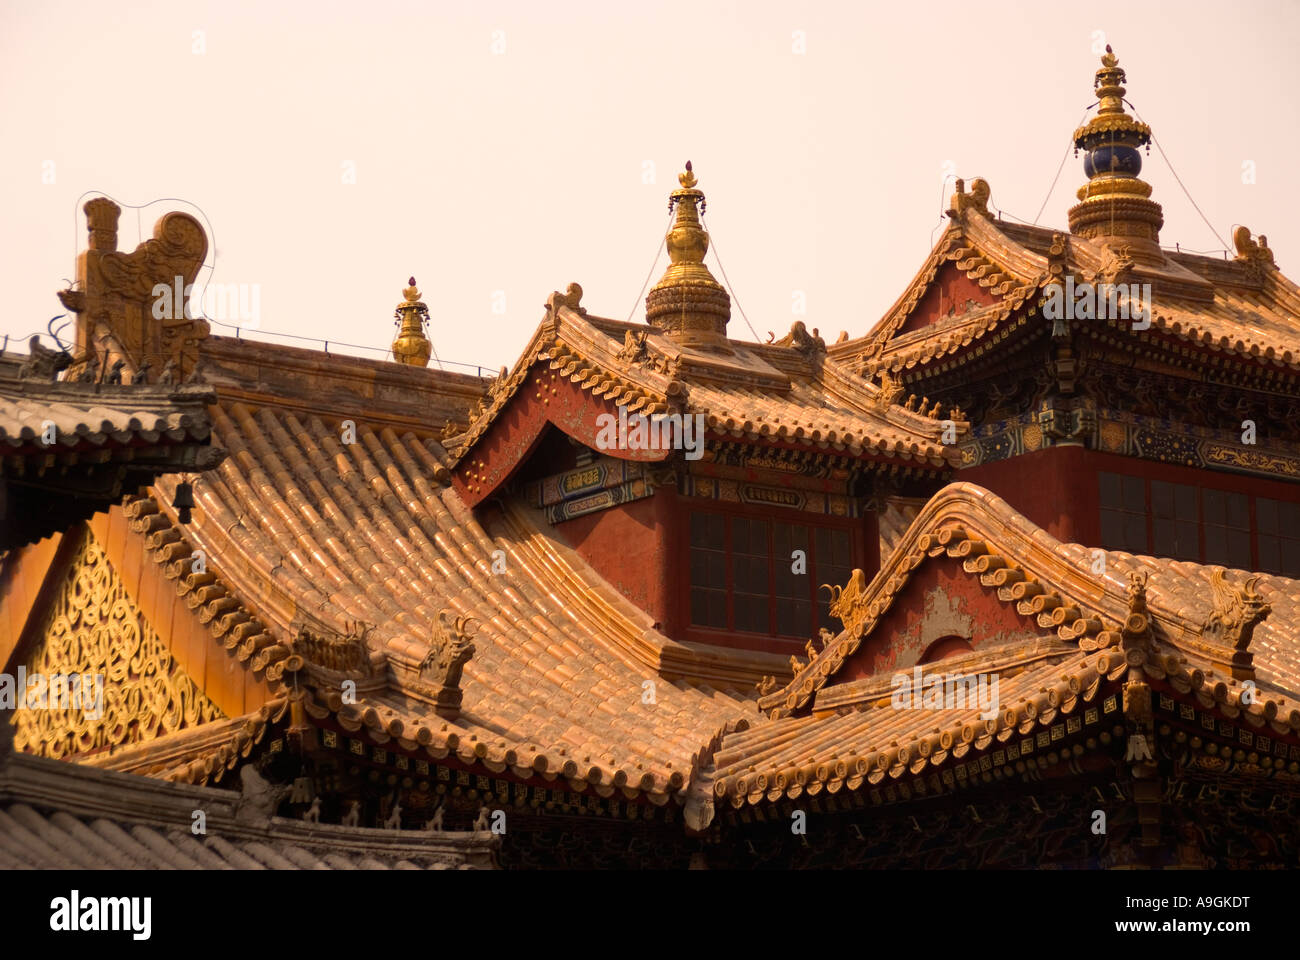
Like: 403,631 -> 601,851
1067,46 -> 1164,259
645,161 -> 731,346
391,276 -> 432,366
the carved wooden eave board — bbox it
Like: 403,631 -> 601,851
0,508 -> 287,785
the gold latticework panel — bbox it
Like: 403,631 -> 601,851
11,526 -> 224,759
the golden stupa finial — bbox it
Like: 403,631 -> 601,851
392,275 -> 432,367
645,161 -> 730,346
1067,46 -> 1164,257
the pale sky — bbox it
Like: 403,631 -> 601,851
2,0 -> 1297,374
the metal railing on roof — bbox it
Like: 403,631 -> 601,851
0,325 -> 498,380
208,322 -> 496,377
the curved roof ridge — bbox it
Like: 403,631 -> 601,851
759,481 -> 1300,717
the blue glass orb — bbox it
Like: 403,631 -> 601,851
1084,145 -> 1142,178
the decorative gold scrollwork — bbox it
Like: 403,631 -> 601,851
11,527 -> 224,759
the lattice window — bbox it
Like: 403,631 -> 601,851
688,512 -> 727,629
1151,480 -> 1200,561
1257,498 -> 1300,577
1202,488 -> 1251,569
688,510 -> 854,638
1099,472 -> 1148,553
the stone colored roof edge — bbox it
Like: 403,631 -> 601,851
0,749 -> 497,869
199,334 -> 491,434
760,481 -> 1300,728
0,377 -> 218,449
709,646 -> 1113,814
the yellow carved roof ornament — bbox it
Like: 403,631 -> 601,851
645,161 -> 731,347
392,276 -> 432,367
1067,46 -> 1164,259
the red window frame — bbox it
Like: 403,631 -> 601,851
681,502 -> 865,653
1097,470 -> 1298,574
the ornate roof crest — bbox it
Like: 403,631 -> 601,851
773,320 -> 826,358
420,610 -> 479,718
545,282 -> 585,317
1202,570 -> 1271,652
290,617 -> 376,676
869,369 -> 904,411
821,568 -> 870,639
1233,226 -> 1277,277
949,178 -> 991,218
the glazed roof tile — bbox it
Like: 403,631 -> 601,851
710,481 -> 1300,814
448,299 -> 965,469
833,206 -> 1300,374
145,398 -> 763,804
0,378 -> 216,450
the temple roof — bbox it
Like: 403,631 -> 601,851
706,481 -> 1300,818
445,290 -> 967,493
829,201 -> 1300,377
831,49 -> 1300,381
131,394 -> 771,803
0,747 -> 496,869
0,365 -> 225,549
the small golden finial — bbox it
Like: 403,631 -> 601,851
645,161 -> 730,345
392,275 -> 432,367
1100,43 -> 1118,68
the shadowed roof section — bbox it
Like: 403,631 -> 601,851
0,369 -> 224,550
0,748 -> 496,869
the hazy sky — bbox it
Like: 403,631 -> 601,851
2,0 -> 1297,374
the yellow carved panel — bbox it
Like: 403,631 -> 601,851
10,526 -> 224,759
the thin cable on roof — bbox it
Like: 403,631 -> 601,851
624,211 -> 673,325
1126,100 -> 1231,252
701,214 -> 761,343
1033,107 -> 1095,225
930,173 -> 961,250
70,192 -> 221,298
